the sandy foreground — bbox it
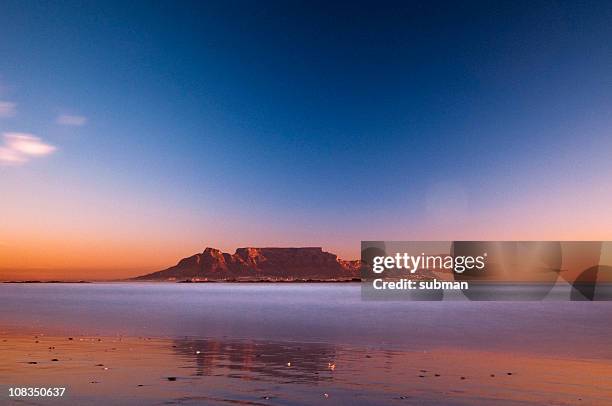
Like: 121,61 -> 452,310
1,332 -> 611,405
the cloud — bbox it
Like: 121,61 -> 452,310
0,101 -> 17,118
56,114 -> 87,126
0,133 -> 56,165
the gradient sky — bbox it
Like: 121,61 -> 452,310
1,1 -> 612,280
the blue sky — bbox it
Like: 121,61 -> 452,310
1,1 -> 612,276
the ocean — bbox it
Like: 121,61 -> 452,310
1,283 -> 611,405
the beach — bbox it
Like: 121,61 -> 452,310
1,283 -> 611,405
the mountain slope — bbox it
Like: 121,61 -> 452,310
134,247 -> 361,281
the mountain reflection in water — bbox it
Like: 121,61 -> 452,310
2,333 -> 612,405
171,339 -> 338,383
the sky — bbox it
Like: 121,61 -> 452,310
1,1 -> 612,280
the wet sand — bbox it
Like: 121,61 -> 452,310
1,332 -> 611,405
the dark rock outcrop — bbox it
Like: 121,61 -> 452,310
134,247 -> 360,281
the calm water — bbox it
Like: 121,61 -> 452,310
1,283 -> 611,359
2,283 -> 612,405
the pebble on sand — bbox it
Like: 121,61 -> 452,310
51,358 -> 59,362
167,377 -> 177,381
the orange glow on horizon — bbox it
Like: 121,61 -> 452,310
3,171 -> 612,280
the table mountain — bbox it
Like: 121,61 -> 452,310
134,247 -> 361,281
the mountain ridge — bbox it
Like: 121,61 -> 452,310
134,247 -> 361,281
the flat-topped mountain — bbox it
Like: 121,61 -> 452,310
134,247 -> 361,281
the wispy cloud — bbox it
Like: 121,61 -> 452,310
56,114 -> 87,126
0,101 -> 17,118
0,133 -> 56,165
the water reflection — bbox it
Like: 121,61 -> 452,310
2,333 -> 612,405
171,338 -> 337,383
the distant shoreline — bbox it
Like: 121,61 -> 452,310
175,278 -> 362,283
3,279 -> 362,284
2,280 -> 92,284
